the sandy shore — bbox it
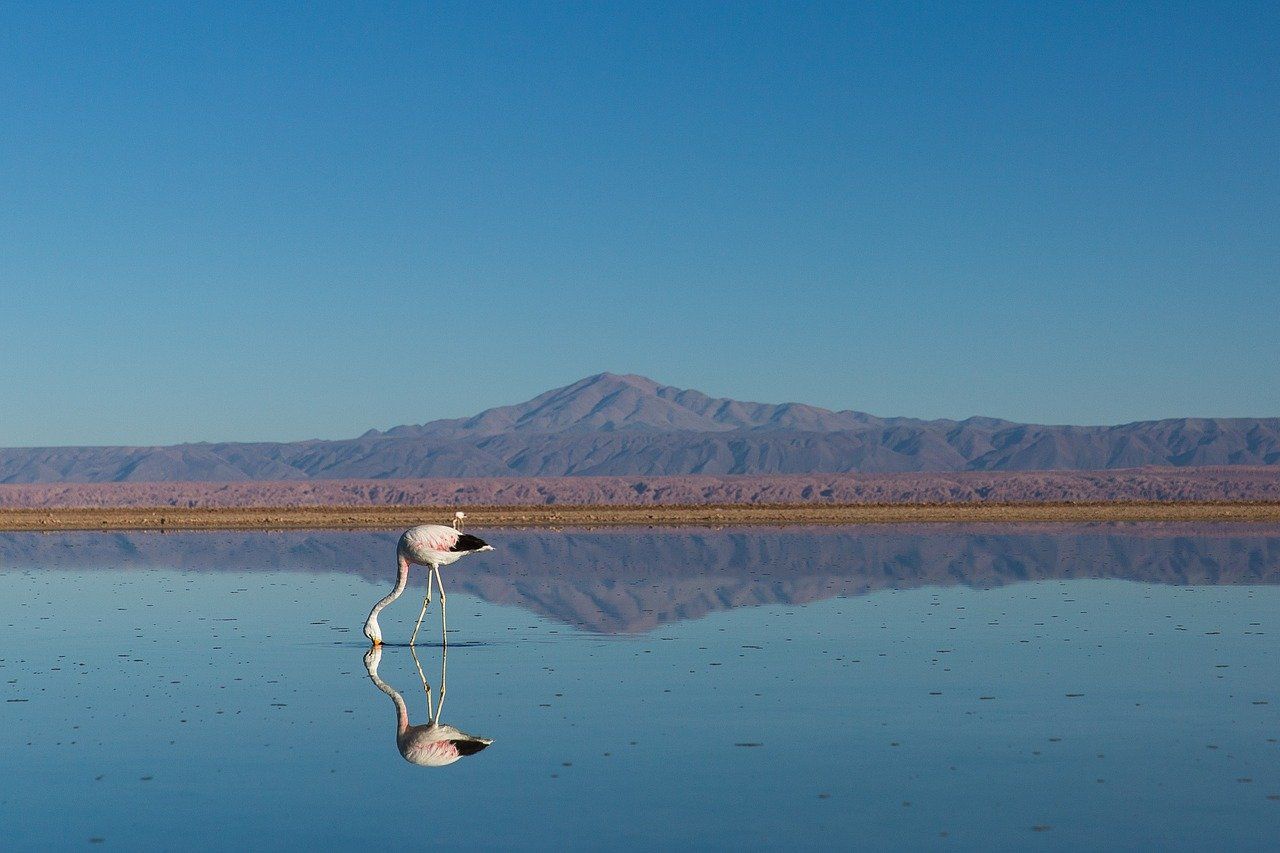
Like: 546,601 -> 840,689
2,502 -> 1279,531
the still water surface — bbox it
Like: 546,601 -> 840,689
2,525 -> 1278,850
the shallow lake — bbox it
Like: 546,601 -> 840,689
2,524 -> 1278,850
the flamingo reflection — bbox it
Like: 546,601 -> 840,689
363,645 -> 493,767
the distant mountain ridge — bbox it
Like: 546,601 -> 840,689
377,373 -> 892,437
1,372 -> 1278,483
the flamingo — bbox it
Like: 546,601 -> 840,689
363,644 -> 493,767
363,522 -> 494,647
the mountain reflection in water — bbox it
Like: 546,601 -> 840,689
2,524 -> 1278,633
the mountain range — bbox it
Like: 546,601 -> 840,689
2,372 -> 1278,483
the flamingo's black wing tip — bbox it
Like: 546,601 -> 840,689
452,533 -> 490,552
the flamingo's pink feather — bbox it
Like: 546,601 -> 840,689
400,524 -> 461,560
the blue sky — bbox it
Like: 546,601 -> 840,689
2,2 -> 1276,446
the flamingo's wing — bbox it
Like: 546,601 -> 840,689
408,524 -> 461,552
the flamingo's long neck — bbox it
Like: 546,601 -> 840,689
366,552 -> 410,643
368,665 -> 411,735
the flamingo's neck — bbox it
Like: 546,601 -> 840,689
368,667 -> 411,735
366,553 -> 410,641
373,553 -> 410,613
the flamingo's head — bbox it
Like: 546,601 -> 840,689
363,615 -> 382,646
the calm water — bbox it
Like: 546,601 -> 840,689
2,524 -> 1278,850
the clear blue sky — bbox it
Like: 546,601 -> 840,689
2,2 -> 1276,447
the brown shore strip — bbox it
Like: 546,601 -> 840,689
2,502 -> 1280,531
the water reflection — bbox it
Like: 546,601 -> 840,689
2,524 -> 1279,632
363,645 -> 492,767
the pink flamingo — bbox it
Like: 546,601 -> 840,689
363,522 -> 494,646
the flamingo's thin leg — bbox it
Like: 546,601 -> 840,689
435,566 -> 449,648
409,571 -> 433,646
437,642 -> 448,721
410,644 -> 435,721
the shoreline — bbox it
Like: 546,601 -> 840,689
2,501 -> 1280,531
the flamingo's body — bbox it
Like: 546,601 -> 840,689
364,523 -> 493,646
399,523 -> 488,568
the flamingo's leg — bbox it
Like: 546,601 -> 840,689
437,643 -> 448,721
410,644 -> 435,720
409,571 -> 433,646
434,566 -> 448,647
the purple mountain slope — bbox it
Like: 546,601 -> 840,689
0,373 -> 1277,483
381,373 -> 892,437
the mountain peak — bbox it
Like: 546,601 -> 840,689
403,373 -> 875,438
576,372 -> 664,391
452,372 -> 711,435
